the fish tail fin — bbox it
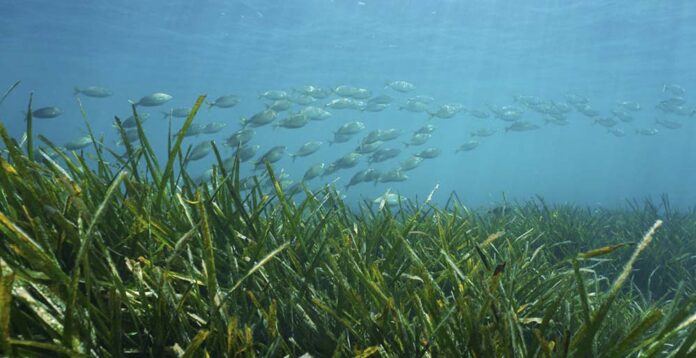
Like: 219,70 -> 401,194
290,154 -> 296,162
128,99 -> 137,106
73,87 -> 81,96
240,117 -> 248,127
206,101 -> 215,110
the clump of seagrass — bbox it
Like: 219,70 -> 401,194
2,94 -> 696,357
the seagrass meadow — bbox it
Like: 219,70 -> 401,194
1,96 -> 696,357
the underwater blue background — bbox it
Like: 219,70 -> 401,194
1,0 -> 695,208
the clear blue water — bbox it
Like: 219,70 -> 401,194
1,0 -> 695,209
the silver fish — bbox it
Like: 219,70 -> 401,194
120,113 -> 150,128
611,110 -> 633,122
287,93 -> 316,105
297,85 -> 331,99
543,115 -> 569,126
289,141 -> 322,161
225,128 -> 255,147
303,163 -> 325,181
368,95 -> 394,105
345,168 -> 377,190
369,148 -> 401,163
354,141 -> 383,154
489,105 -> 523,122
189,142 -> 211,161
468,109 -> 490,119
575,104 -> 599,117
636,128 -> 659,136
607,128 -> 626,137
362,130 -> 383,145
455,141 -> 479,153
273,113 -> 309,129
326,98 -> 365,110
208,95 -> 240,109
254,146 -> 286,169
471,128 -> 496,137
230,144 -> 260,164
429,104 -> 462,119
408,95 -> 434,104
333,152 -> 361,169
415,147 -> 441,159
241,109 -> 277,127
333,85 -> 360,97
351,88 -> 372,99
565,93 -> 589,105
655,118 -> 682,129
259,90 -> 288,100
362,102 -> 388,112
378,169 -> 408,183
116,129 -> 140,145
377,128 -> 402,141
385,80 -> 416,92
335,121 -> 365,136
329,132 -> 353,145
162,107 -> 192,118
663,83 -> 685,96
130,92 -> 173,107
64,135 -> 94,150
617,101 -> 641,111
74,86 -> 112,98
399,100 -> 429,113
505,122 -> 540,132
373,191 -> 408,207
300,106 -> 332,121
399,156 -> 423,171
32,106 -> 63,118
594,117 -> 618,128
416,124 -> 436,134
182,123 -> 206,137
203,122 -> 227,134
405,133 -> 430,147
267,99 -> 293,112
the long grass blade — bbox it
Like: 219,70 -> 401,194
25,92 -> 33,161
0,80 -> 20,106
157,95 -> 205,206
